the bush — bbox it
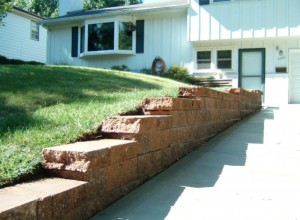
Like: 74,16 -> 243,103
140,67 -> 152,74
0,55 -> 44,65
165,65 -> 189,81
111,64 -> 129,71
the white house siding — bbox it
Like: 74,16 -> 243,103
47,13 -> 193,72
192,37 -> 300,106
188,0 -> 300,41
0,11 -> 47,63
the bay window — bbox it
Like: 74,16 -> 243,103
77,18 -> 139,56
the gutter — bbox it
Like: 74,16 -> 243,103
40,3 -> 188,28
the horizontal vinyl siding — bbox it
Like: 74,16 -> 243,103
189,0 -> 300,41
0,12 -> 47,63
48,14 -> 193,72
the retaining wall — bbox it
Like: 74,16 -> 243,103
0,87 -> 262,220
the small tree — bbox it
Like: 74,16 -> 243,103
0,0 -> 13,25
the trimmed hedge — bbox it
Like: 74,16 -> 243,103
0,55 -> 44,65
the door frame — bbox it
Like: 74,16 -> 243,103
238,48 -> 266,90
288,49 -> 300,104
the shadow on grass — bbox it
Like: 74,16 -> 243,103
0,65 -> 162,135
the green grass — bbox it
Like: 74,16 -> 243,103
0,65 -> 189,187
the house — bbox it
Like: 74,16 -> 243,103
41,0 -> 300,106
0,7 -> 47,63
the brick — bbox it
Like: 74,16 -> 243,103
201,97 -> 222,110
161,146 -> 179,168
137,151 -> 162,178
42,139 -> 138,173
179,87 -> 223,99
142,97 -> 194,111
106,158 -> 137,191
102,115 -> 172,134
149,129 -> 171,151
172,110 -> 188,127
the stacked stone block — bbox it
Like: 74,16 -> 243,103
0,87 -> 262,220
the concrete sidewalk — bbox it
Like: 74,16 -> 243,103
91,105 -> 300,220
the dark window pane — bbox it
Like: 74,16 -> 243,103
217,50 -> 231,59
213,0 -> 230,2
199,0 -> 209,5
119,22 -> 133,50
197,51 -> 211,59
88,22 -> 114,51
217,60 -> 231,68
217,50 -> 232,68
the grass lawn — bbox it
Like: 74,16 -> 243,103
0,65 -> 189,187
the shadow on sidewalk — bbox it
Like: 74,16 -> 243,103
92,107 -> 276,220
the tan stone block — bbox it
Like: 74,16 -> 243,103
206,123 -> 217,139
186,110 -> 197,125
202,97 -> 222,110
42,139 -> 138,173
149,129 -> 171,151
142,97 -> 195,111
196,124 -> 207,140
102,115 -> 172,134
172,110 -> 188,127
143,110 -> 172,115
137,151 -> 162,178
106,158 -> 137,191
179,87 -> 224,99
192,99 -> 204,109
171,127 -> 186,146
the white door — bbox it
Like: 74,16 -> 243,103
289,49 -> 300,104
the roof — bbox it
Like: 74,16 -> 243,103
41,0 -> 188,28
12,6 -> 44,20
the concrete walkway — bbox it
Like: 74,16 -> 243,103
91,105 -> 300,220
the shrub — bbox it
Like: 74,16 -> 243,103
140,67 -> 152,74
165,65 -> 189,81
0,55 -> 44,65
111,64 -> 129,71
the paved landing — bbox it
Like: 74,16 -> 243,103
91,105 -> 300,220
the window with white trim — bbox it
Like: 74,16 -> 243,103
31,21 -> 39,41
197,51 -> 211,69
217,50 -> 232,69
79,18 -> 139,56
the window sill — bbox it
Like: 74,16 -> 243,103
80,50 -> 134,57
194,69 -> 236,74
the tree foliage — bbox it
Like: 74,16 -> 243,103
0,0 -> 13,24
10,0 -> 142,18
84,0 -> 142,10
13,0 -> 59,18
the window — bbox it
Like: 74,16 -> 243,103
119,22 -> 133,50
217,50 -> 232,69
79,19 -> 144,56
31,21 -> 39,41
197,51 -> 211,69
88,22 -> 114,51
199,0 -> 209,5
